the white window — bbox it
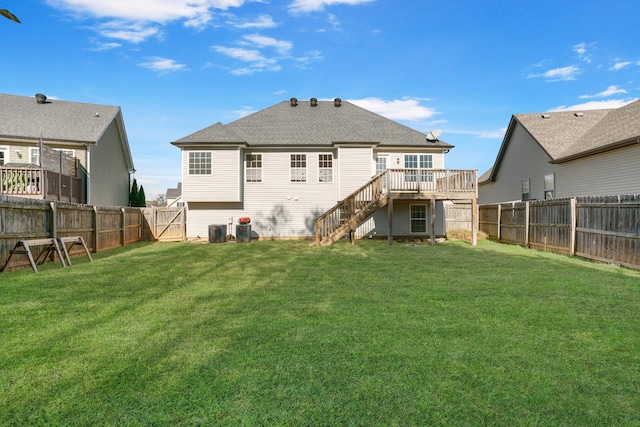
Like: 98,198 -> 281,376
245,154 -> 262,183
404,154 -> 418,182
30,147 -> 40,165
290,154 -> 307,182
189,152 -> 211,175
410,204 -> 427,233
375,156 -> 387,175
0,146 -> 7,166
544,174 -> 554,200
419,154 -> 433,182
318,154 -> 333,183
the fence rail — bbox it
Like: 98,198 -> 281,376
0,196 -> 184,272
479,194 -> 640,269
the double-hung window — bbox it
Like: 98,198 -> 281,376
404,154 -> 418,182
318,154 -> 333,183
189,152 -> 211,175
522,178 -> 530,201
290,154 -> 307,182
245,154 -> 262,182
410,205 -> 427,233
30,147 -> 40,166
419,154 -> 433,182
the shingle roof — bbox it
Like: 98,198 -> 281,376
0,93 -> 121,143
172,99 -> 453,149
485,99 -> 640,181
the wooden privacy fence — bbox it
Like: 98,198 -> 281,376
479,194 -> 640,269
0,195 -> 186,272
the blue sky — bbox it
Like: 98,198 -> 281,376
3,0 -> 640,198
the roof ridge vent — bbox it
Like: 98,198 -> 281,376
35,93 -> 47,104
290,97 -> 297,107
334,97 -> 341,107
310,97 -> 317,107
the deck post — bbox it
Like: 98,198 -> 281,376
471,197 -> 478,246
387,197 -> 393,245
430,197 -> 436,245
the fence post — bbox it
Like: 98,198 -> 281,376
497,204 -> 501,242
570,198 -> 577,256
93,206 -> 99,253
121,207 -> 126,247
524,201 -> 530,247
50,201 -> 57,238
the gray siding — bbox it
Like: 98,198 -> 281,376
89,120 -> 130,206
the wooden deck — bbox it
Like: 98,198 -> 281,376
315,169 -> 478,246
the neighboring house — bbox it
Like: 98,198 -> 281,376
479,100 -> 640,204
172,98 -> 477,243
0,93 -> 135,206
166,182 -> 183,207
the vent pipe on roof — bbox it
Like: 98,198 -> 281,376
574,112 -> 584,117
541,114 -> 551,119
290,97 -> 297,107
35,93 -> 47,104
334,97 -> 341,107
310,97 -> 318,107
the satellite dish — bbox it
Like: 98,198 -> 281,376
426,129 -> 442,142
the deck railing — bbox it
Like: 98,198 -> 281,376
315,169 -> 477,245
0,168 -> 43,196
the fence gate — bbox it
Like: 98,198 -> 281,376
143,207 -> 186,242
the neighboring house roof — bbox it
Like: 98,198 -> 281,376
0,93 -> 134,170
484,99 -> 640,182
166,182 -> 182,199
172,98 -> 454,149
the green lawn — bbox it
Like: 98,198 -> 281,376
1,239 -> 639,426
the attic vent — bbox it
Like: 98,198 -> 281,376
35,93 -> 47,104
334,97 -> 341,107
541,114 -> 551,119
290,97 -> 298,107
310,97 -> 318,107
574,112 -> 584,117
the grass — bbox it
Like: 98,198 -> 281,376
1,239 -> 639,426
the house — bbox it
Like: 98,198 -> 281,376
0,93 -> 135,206
165,182 -> 183,207
479,100 -> 640,204
171,97 -> 477,244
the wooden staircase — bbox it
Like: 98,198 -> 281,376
314,169 -> 478,246
315,172 -> 388,246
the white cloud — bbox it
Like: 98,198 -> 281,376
609,61 -> 631,71
97,22 -> 160,43
528,65 -> 580,82
138,57 -> 188,73
579,85 -> 627,99
47,0 -> 248,22
551,98 -> 638,112
232,14 -> 277,29
289,0 -> 374,14
573,42 -> 592,63
446,128 -> 507,139
213,46 -> 280,74
348,97 -> 438,121
242,34 -> 293,54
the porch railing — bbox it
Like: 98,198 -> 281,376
315,169 -> 476,246
0,168 -> 43,196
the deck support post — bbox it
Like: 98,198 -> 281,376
388,197 -> 394,245
430,197 -> 436,245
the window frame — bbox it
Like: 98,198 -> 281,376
29,147 -> 40,166
410,204 -> 428,234
188,151 -> 212,175
0,146 -> 7,166
290,153 -> 307,183
317,153 -> 333,183
522,178 -> 531,201
245,153 -> 263,183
